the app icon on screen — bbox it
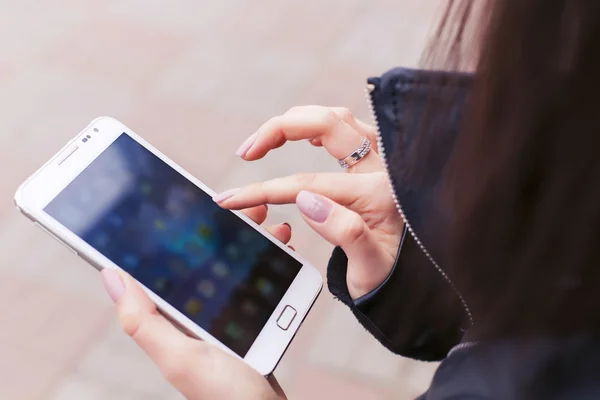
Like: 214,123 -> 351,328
241,300 -> 258,316
154,278 -> 171,293
140,183 -> 152,195
269,258 -> 287,274
166,201 -> 180,215
154,219 -> 167,231
225,322 -> 244,340
197,280 -> 216,298
168,259 -> 188,275
122,254 -> 139,268
184,298 -> 203,317
197,225 -> 212,239
107,213 -> 124,227
256,278 -> 274,297
225,244 -> 241,261
184,241 -> 205,257
93,232 -> 110,249
211,262 -> 230,279
239,229 -> 254,244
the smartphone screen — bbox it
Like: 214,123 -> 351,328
44,133 -> 302,356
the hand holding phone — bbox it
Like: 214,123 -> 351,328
103,263 -> 287,400
15,117 -> 322,377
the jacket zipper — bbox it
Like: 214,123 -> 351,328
365,83 -> 474,326
447,340 -> 476,356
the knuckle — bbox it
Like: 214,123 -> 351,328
321,108 -> 344,129
120,309 -> 144,340
343,214 -> 367,246
263,116 -> 283,135
267,115 -> 281,125
336,107 -> 354,122
270,115 -> 284,129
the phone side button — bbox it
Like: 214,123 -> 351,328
276,305 -> 297,331
34,222 -> 78,256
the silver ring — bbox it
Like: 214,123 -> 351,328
338,137 -> 371,169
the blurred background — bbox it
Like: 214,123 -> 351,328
0,1 -> 443,399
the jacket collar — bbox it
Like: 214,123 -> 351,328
367,67 -> 473,264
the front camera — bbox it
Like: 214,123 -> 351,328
93,128 -> 99,133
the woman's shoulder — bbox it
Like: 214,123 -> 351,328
422,335 -> 600,399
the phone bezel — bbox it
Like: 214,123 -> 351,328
14,116 -> 323,376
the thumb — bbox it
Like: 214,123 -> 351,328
101,270 -> 285,400
100,269 -> 211,392
101,268 -> 189,354
295,191 -> 393,299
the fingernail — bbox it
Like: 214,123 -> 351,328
213,188 -> 240,203
282,222 -> 291,230
236,132 -> 257,157
296,191 -> 331,223
101,269 -> 125,303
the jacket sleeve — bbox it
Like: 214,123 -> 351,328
327,227 -> 467,362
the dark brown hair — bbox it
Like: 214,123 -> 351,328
423,0 -> 600,338
432,0 -> 600,339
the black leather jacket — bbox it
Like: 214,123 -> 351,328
327,67 -> 600,399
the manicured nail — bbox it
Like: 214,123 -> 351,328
101,269 -> 125,303
296,191 -> 331,223
282,222 -> 291,230
236,132 -> 258,157
213,188 -> 240,203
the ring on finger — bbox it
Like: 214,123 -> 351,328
337,137 -> 371,169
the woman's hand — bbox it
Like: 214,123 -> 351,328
215,106 -> 404,299
101,205 -> 290,400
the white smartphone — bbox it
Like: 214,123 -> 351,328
15,117 -> 322,376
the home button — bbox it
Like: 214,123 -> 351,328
276,305 -> 297,331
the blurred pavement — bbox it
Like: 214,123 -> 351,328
0,1 -> 442,399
